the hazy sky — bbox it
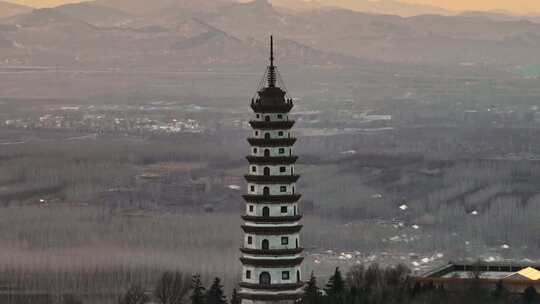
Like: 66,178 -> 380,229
6,0 -> 540,14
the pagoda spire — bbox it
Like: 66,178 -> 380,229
268,35 -> 276,88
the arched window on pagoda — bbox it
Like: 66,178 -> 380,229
264,167 -> 270,176
262,239 -> 269,250
263,187 -> 270,196
262,207 -> 270,217
260,272 -> 271,285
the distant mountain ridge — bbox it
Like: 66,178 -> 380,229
240,0 -> 454,16
4,7 -> 95,28
2,0 -> 540,68
54,2 -> 133,26
0,1 -> 32,18
94,0 -> 235,16
459,10 -> 540,23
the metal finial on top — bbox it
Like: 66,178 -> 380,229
268,35 -> 276,87
270,35 -> 274,67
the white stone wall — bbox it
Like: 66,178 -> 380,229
241,265 -> 302,284
242,109 -> 303,299
249,165 -> 295,175
245,203 -> 299,217
251,146 -> 293,157
247,183 -> 296,195
244,233 -> 300,250
254,113 -> 289,121
253,129 -> 292,139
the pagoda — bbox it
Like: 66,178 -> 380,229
238,36 -> 304,304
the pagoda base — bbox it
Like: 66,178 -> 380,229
241,298 -> 299,304
239,290 -> 302,304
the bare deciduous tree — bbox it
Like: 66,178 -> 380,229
119,285 -> 149,304
155,271 -> 191,304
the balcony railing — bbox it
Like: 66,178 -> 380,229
246,156 -> 298,165
249,120 -> 295,130
247,137 -> 297,147
244,174 -> 300,183
241,215 -> 302,223
241,224 -> 303,234
251,99 -> 294,113
242,194 -> 301,203
239,247 -> 303,255
239,256 -> 304,267
239,281 -> 304,291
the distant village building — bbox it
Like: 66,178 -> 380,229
239,36 -> 304,304
416,262 -> 540,293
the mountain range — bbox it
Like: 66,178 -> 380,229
285,0 -> 455,16
0,1 -> 32,18
1,0 -> 540,69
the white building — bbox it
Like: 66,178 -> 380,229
239,36 -> 304,304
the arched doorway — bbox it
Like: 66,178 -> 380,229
262,239 -> 269,250
260,272 -> 271,285
295,239 -> 299,248
262,207 -> 270,217
265,133 -> 270,140
296,270 -> 300,282
265,116 -> 270,122
264,167 -> 270,176
263,187 -> 270,196
264,149 -> 270,157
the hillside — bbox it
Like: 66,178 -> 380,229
94,0 -> 235,16
2,0 -> 540,67
322,0 -> 454,17
0,0 -> 31,18
202,2 -> 540,65
53,2 -> 133,26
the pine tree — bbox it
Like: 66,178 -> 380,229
491,280 -> 508,302
303,272 -> 320,304
523,286 -> 539,303
191,274 -> 206,304
206,277 -> 228,304
230,288 -> 240,304
325,267 -> 345,296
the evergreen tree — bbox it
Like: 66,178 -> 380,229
303,272 -> 320,304
523,286 -> 539,303
325,267 -> 347,304
230,288 -> 241,304
191,274 -> 206,304
491,280 -> 508,302
325,267 -> 345,296
206,277 -> 228,304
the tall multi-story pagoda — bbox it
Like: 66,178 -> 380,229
239,36 -> 304,304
